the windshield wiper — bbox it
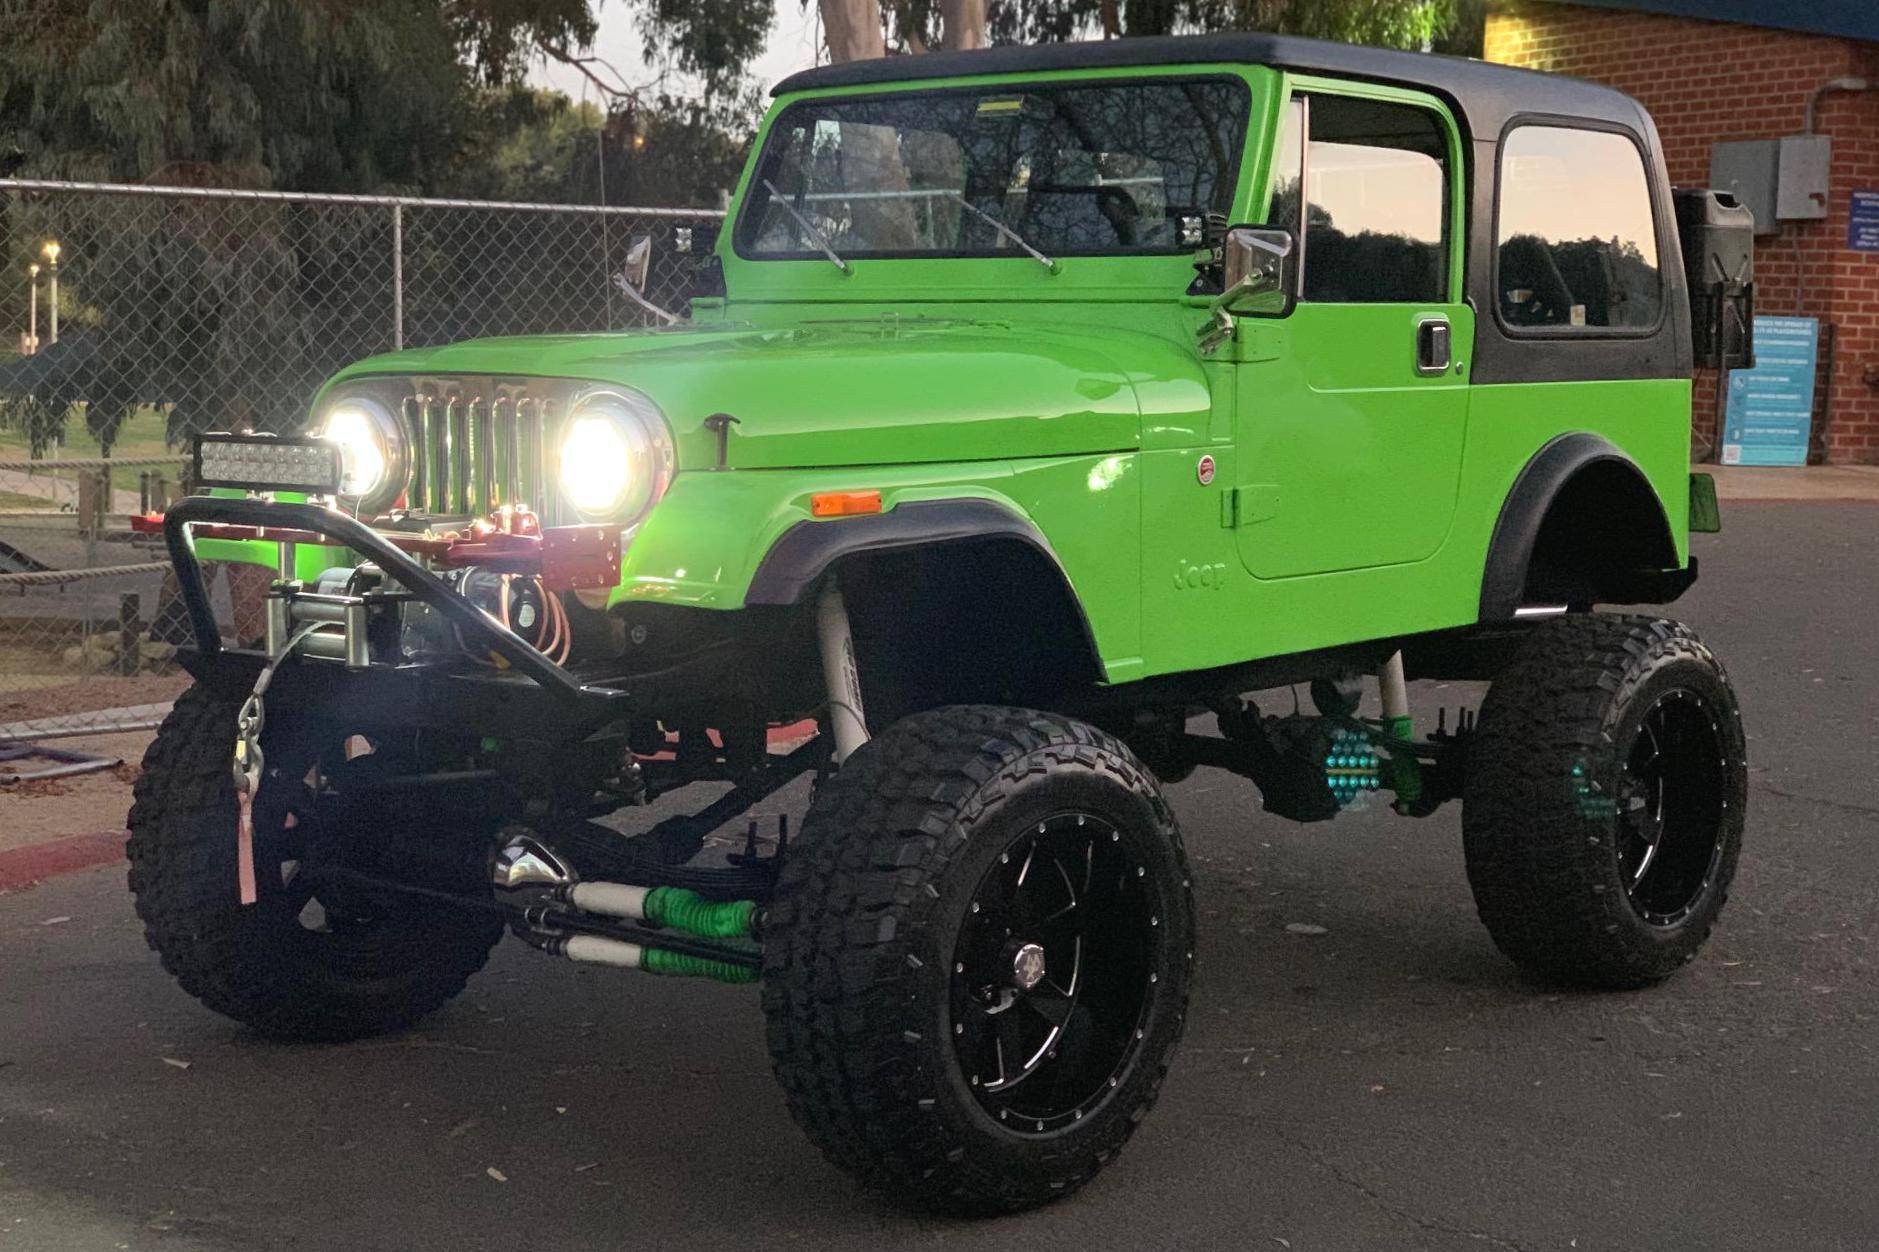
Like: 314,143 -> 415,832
946,193 -> 1059,274
761,179 -> 850,274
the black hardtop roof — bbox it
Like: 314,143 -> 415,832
771,32 -> 1651,139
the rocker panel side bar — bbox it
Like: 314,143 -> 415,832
163,495 -> 589,701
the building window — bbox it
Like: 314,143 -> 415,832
1269,93 -> 1451,304
1497,125 -> 1662,331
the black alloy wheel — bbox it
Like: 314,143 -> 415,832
950,811 -> 1157,1134
1615,689 -> 1729,927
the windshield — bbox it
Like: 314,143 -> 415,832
736,77 -> 1251,262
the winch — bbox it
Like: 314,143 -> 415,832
282,561 -> 562,667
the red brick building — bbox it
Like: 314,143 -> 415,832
1487,0 -> 1879,463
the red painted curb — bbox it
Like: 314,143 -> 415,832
0,831 -> 126,893
769,719 -> 818,747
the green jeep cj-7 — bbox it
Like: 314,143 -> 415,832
130,34 -> 1755,1212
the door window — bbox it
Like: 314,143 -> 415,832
1269,93 -> 1451,304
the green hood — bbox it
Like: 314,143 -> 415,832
331,318 -> 1206,471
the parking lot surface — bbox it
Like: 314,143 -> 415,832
1,502 -> 1874,1251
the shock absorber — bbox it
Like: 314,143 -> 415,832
553,883 -> 758,940
1377,650 -> 1412,741
817,577 -> 869,763
535,934 -> 757,984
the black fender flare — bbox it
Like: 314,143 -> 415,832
1478,432 -> 1681,621
746,497 -> 1105,682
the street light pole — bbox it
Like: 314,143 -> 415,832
26,262 -> 38,355
41,240 -> 61,346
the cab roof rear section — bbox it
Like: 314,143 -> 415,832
770,32 -> 1651,139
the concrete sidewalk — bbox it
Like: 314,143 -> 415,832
1710,463 -> 1879,501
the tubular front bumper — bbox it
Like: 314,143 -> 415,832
163,495 -> 629,730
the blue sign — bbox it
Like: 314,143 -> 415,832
1850,189 -> 1879,252
1722,316 -> 1818,467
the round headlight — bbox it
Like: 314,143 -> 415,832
311,392 -> 405,514
557,389 -> 673,523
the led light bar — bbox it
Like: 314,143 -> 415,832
193,432 -> 343,495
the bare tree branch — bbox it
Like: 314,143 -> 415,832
537,41 -> 649,103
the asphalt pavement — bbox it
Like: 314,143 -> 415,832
1,501 -> 1874,1251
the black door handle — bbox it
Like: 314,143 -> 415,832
1416,318 -> 1452,376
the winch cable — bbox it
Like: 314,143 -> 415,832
232,621 -> 323,905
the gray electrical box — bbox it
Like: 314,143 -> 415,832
1710,140 -> 1778,234
1776,134 -> 1832,220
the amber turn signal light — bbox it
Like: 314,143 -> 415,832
810,490 -> 883,518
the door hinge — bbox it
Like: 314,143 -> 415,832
1221,483 -> 1280,529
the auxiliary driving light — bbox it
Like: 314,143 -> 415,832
193,433 -> 343,496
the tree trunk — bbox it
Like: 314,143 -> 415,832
811,1 -> 917,247
938,0 -> 987,51
820,0 -> 885,62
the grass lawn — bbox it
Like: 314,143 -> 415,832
0,486 -> 60,510
0,405 -> 179,463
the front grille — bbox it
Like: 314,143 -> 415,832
401,378 -> 557,520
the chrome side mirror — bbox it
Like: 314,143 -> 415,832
624,235 -> 654,291
614,234 -> 680,325
1216,226 -> 1296,317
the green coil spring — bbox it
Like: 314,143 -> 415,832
643,948 -> 759,984
643,887 -> 758,939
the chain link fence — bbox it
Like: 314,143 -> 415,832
1,179 -> 721,747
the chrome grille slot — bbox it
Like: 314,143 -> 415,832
470,397 -> 495,514
494,395 -> 518,508
447,396 -> 471,514
518,397 -> 545,515
403,395 -> 427,509
428,396 -> 447,512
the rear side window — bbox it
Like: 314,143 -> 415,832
1497,126 -> 1662,331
